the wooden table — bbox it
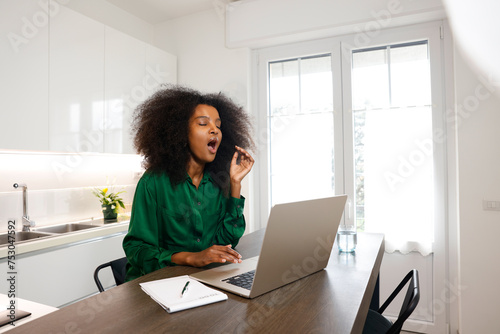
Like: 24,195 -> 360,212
9,231 -> 384,334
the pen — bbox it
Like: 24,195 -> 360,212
181,281 -> 190,298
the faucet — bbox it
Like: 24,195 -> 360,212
13,183 -> 36,232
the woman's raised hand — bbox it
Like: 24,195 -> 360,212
229,146 -> 254,198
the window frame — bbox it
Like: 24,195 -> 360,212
251,20 -> 449,333
252,38 -> 345,227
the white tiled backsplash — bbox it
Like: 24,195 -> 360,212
0,151 -> 143,232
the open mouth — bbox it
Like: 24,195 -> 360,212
207,138 -> 218,154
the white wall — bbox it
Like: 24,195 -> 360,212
154,8 -> 250,108
454,46 -> 500,333
226,0 -> 446,48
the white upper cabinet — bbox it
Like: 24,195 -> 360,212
145,44 -> 178,96
0,2 -> 177,154
0,0 -> 50,151
104,27 -> 177,154
104,26 -> 146,154
49,5 -> 105,153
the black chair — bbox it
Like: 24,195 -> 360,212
93,257 -> 128,293
363,269 -> 420,334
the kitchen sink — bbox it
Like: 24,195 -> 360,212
34,223 -> 99,234
0,231 -> 54,245
0,222 -> 107,248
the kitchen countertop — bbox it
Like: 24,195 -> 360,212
0,216 -> 130,258
0,294 -> 58,333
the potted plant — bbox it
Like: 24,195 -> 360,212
92,187 -> 125,221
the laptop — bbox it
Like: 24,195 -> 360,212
190,195 -> 348,298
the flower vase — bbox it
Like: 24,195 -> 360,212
102,204 -> 117,221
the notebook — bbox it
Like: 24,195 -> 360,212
190,195 -> 348,298
140,275 -> 227,313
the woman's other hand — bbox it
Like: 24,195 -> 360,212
171,245 -> 242,267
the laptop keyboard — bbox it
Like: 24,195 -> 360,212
221,270 -> 255,290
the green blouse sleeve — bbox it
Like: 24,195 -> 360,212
122,176 -> 176,281
212,195 -> 246,248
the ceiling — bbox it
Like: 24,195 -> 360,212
105,0 -> 231,24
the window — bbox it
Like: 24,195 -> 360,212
351,41 -> 434,254
254,21 -> 448,333
264,42 -> 434,254
268,55 -> 335,205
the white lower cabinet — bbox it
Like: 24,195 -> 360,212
1,233 -> 126,308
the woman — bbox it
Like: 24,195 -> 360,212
123,85 -> 255,281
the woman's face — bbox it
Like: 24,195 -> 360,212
187,104 -> 222,165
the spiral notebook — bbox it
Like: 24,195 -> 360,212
140,275 -> 228,313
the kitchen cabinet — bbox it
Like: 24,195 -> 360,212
0,0 -> 50,151
103,27 -> 176,154
49,4 -> 106,153
103,26 -> 146,154
0,2 -> 177,154
0,232 -> 126,308
145,43 -> 178,97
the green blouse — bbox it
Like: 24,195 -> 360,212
123,171 -> 246,281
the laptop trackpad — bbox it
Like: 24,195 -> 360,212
192,256 -> 259,281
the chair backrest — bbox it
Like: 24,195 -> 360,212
93,257 -> 128,293
379,269 -> 420,334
